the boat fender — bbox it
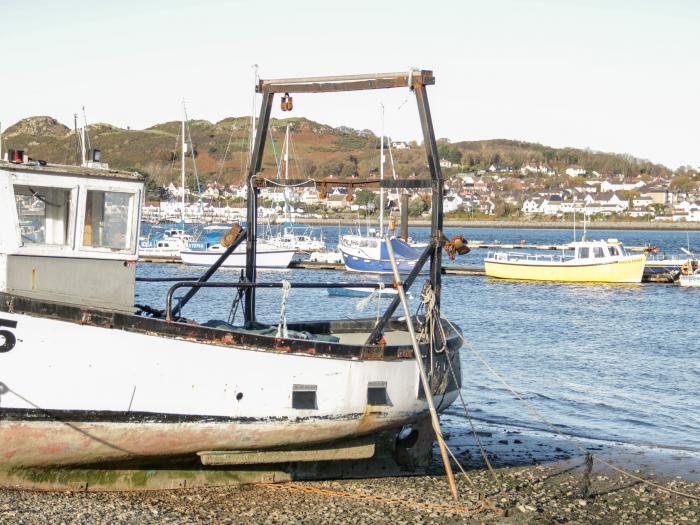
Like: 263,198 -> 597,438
681,262 -> 691,276
220,223 -> 243,247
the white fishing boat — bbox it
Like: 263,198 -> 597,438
0,70 -> 462,487
180,240 -> 295,269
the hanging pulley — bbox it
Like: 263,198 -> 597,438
280,92 -> 293,112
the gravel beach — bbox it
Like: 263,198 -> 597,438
1,458 -> 698,524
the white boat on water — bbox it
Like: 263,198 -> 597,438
139,228 -> 194,259
679,258 -> 700,287
265,225 -> 326,253
680,271 -> 700,287
180,241 -> 295,269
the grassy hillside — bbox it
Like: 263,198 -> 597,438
2,116 -> 673,187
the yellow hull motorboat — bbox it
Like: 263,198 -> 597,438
484,239 -> 646,283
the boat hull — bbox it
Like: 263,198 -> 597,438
180,248 -> 295,269
679,274 -> 700,287
339,251 -> 429,275
484,255 -> 646,283
0,306 -> 460,467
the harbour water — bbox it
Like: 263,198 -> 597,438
136,225 -> 700,470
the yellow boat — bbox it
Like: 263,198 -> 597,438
484,239 -> 646,283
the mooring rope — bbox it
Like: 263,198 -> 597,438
442,317 -> 700,502
275,280 -> 291,338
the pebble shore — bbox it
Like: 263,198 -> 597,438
1,460 -> 698,524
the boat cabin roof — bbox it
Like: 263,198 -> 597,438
0,159 -> 143,181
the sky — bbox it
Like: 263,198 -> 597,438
0,0 -> 698,169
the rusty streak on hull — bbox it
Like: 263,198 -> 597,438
0,412 -> 419,467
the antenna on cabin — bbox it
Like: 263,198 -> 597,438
73,114 -> 80,165
82,106 -> 92,152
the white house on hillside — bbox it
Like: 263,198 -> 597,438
565,166 -> 587,177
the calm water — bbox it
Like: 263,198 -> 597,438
136,225 -> 700,454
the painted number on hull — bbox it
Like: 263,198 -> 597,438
0,318 -> 17,353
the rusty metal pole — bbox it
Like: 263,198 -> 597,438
244,88 -> 274,325
400,192 -> 409,241
384,235 -> 459,502
414,84 -> 443,313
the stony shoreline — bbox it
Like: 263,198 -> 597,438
0,458 -> 698,524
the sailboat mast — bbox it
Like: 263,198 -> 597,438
379,104 -> 385,234
284,124 -> 290,221
250,64 -> 258,156
181,102 -> 186,224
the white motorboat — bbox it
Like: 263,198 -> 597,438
680,271 -> 700,287
679,258 -> 700,287
180,241 -> 295,269
309,249 -> 343,264
265,225 -> 326,253
139,228 -> 194,259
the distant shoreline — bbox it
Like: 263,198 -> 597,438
301,218 -> 700,231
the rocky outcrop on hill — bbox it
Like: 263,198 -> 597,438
5,116 -> 70,138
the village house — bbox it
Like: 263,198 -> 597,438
644,187 -> 672,206
565,166 -> 587,177
520,163 -> 555,176
488,163 -> 514,174
600,180 -> 646,193
443,194 -> 464,213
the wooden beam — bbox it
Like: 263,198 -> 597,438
257,70 -> 434,94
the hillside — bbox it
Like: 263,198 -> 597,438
1,116 -> 674,187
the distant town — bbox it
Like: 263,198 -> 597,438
144,161 -> 700,224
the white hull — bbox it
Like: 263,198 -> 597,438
0,311 -> 458,467
680,274 -> 700,287
180,246 -> 295,269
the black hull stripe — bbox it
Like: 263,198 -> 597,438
0,407 -> 371,424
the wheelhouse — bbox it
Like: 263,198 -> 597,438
0,161 -> 143,312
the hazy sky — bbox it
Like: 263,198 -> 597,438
1,0 -> 698,169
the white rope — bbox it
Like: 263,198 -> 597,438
355,283 -> 384,312
276,280 -> 291,338
258,177 -> 317,189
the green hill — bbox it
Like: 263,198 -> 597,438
1,116 -> 673,187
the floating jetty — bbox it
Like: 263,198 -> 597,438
136,259 -> 675,283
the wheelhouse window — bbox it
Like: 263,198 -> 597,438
608,245 -> 621,256
593,246 -> 605,258
83,190 -> 134,250
578,247 -> 590,258
14,185 -> 71,245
